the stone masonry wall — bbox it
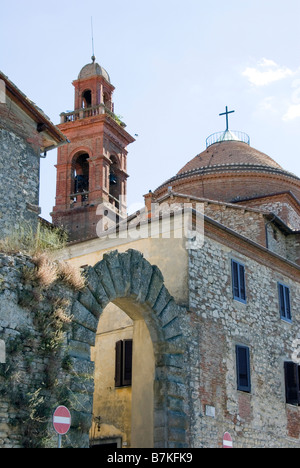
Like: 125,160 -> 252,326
0,253 -> 78,448
187,234 -> 300,448
0,129 -> 40,238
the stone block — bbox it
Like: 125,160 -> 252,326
68,356 -> 94,377
94,260 -> 116,300
68,339 -> 91,360
103,251 -> 126,296
84,266 -> 109,305
77,289 -> 102,319
72,323 -> 96,347
136,259 -> 153,303
153,285 -> 172,316
72,300 -> 98,332
146,265 -> 164,307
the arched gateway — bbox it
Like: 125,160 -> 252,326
67,249 -> 187,448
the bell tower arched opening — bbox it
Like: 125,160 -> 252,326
109,155 -> 121,209
71,152 -> 89,202
82,90 -> 92,109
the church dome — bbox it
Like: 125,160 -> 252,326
177,140 -> 284,175
78,58 -> 110,83
154,139 -> 300,203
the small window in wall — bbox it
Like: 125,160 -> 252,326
284,362 -> 300,405
231,260 -> 246,303
236,345 -> 251,393
278,283 -> 291,322
115,340 -> 133,387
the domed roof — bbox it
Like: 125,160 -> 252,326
153,140 -> 300,203
178,140 -> 284,175
78,57 -> 110,83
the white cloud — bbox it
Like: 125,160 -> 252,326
283,78 -> 300,121
283,104 -> 300,121
243,58 -> 294,86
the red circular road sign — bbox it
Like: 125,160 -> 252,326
53,406 -> 71,435
223,432 -> 233,448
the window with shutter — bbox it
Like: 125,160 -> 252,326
123,340 -> 133,386
278,283 -> 292,322
284,361 -> 300,405
115,339 -> 133,387
115,340 -> 123,388
232,260 -> 247,303
236,345 -> 251,392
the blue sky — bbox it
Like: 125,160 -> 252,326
1,0 -> 300,220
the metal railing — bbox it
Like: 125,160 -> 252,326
206,130 -> 250,148
70,191 -> 89,207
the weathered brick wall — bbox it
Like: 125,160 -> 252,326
187,234 -> 300,448
0,129 -> 40,238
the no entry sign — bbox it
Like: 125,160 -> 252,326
223,432 -> 233,448
53,406 -> 71,436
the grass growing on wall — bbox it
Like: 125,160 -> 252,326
0,220 -> 68,256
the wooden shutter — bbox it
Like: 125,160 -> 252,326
278,284 -> 285,318
278,284 -> 291,321
115,340 -> 123,387
123,340 -> 133,386
284,286 -> 291,321
284,362 -> 300,405
236,345 -> 251,392
232,261 -> 239,299
239,263 -> 246,301
232,260 -> 246,302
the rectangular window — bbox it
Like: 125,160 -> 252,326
232,260 -> 246,303
115,339 -> 133,387
236,345 -> 251,392
278,283 -> 291,322
284,362 -> 300,405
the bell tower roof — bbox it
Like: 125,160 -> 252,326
78,57 -> 111,83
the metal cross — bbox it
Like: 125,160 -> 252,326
219,106 -> 235,131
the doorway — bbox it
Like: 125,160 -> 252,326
90,302 -> 155,448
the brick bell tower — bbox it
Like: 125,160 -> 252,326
52,57 -> 135,242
